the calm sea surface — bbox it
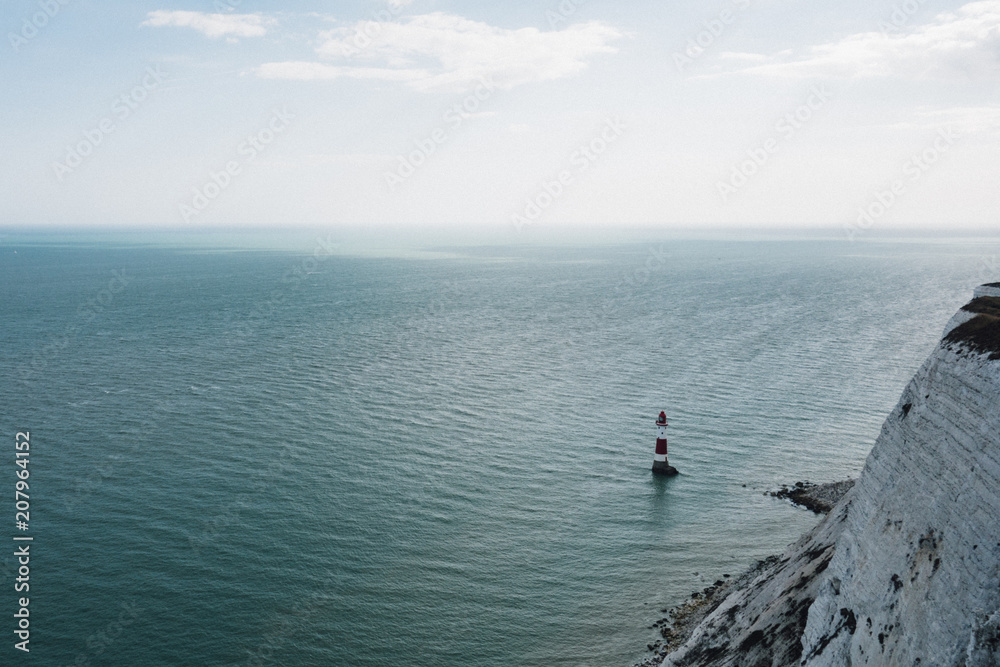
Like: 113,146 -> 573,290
1,234 -> 997,666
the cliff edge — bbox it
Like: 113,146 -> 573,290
660,286 -> 1000,666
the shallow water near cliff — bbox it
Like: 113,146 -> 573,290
2,234 -> 998,666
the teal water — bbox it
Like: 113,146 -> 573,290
1,235 -> 997,666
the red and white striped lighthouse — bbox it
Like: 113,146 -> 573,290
652,411 -> 678,476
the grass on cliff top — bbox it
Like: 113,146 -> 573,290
947,297 -> 1000,359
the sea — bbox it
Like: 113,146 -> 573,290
1,231 -> 997,666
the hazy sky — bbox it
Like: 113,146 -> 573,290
3,0 -> 999,231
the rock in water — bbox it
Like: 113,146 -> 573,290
661,288 -> 1000,666
652,461 -> 679,476
770,480 -> 856,514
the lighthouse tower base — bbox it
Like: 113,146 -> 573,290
652,460 -> 679,476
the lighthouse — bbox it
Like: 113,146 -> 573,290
652,411 -> 678,476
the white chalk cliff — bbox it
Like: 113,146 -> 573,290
663,285 -> 1000,666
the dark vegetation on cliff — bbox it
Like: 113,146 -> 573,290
946,296 -> 1000,359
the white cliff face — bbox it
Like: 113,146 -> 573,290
800,341 -> 1000,666
659,288 -> 1000,667
661,504 -> 848,667
973,284 -> 1000,298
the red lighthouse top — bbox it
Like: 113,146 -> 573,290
657,411 -> 667,425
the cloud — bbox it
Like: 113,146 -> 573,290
142,10 -> 270,39
256,12 -> 622,91
716,0 -> 1000,79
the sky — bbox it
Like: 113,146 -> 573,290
2,0 -> 999,232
